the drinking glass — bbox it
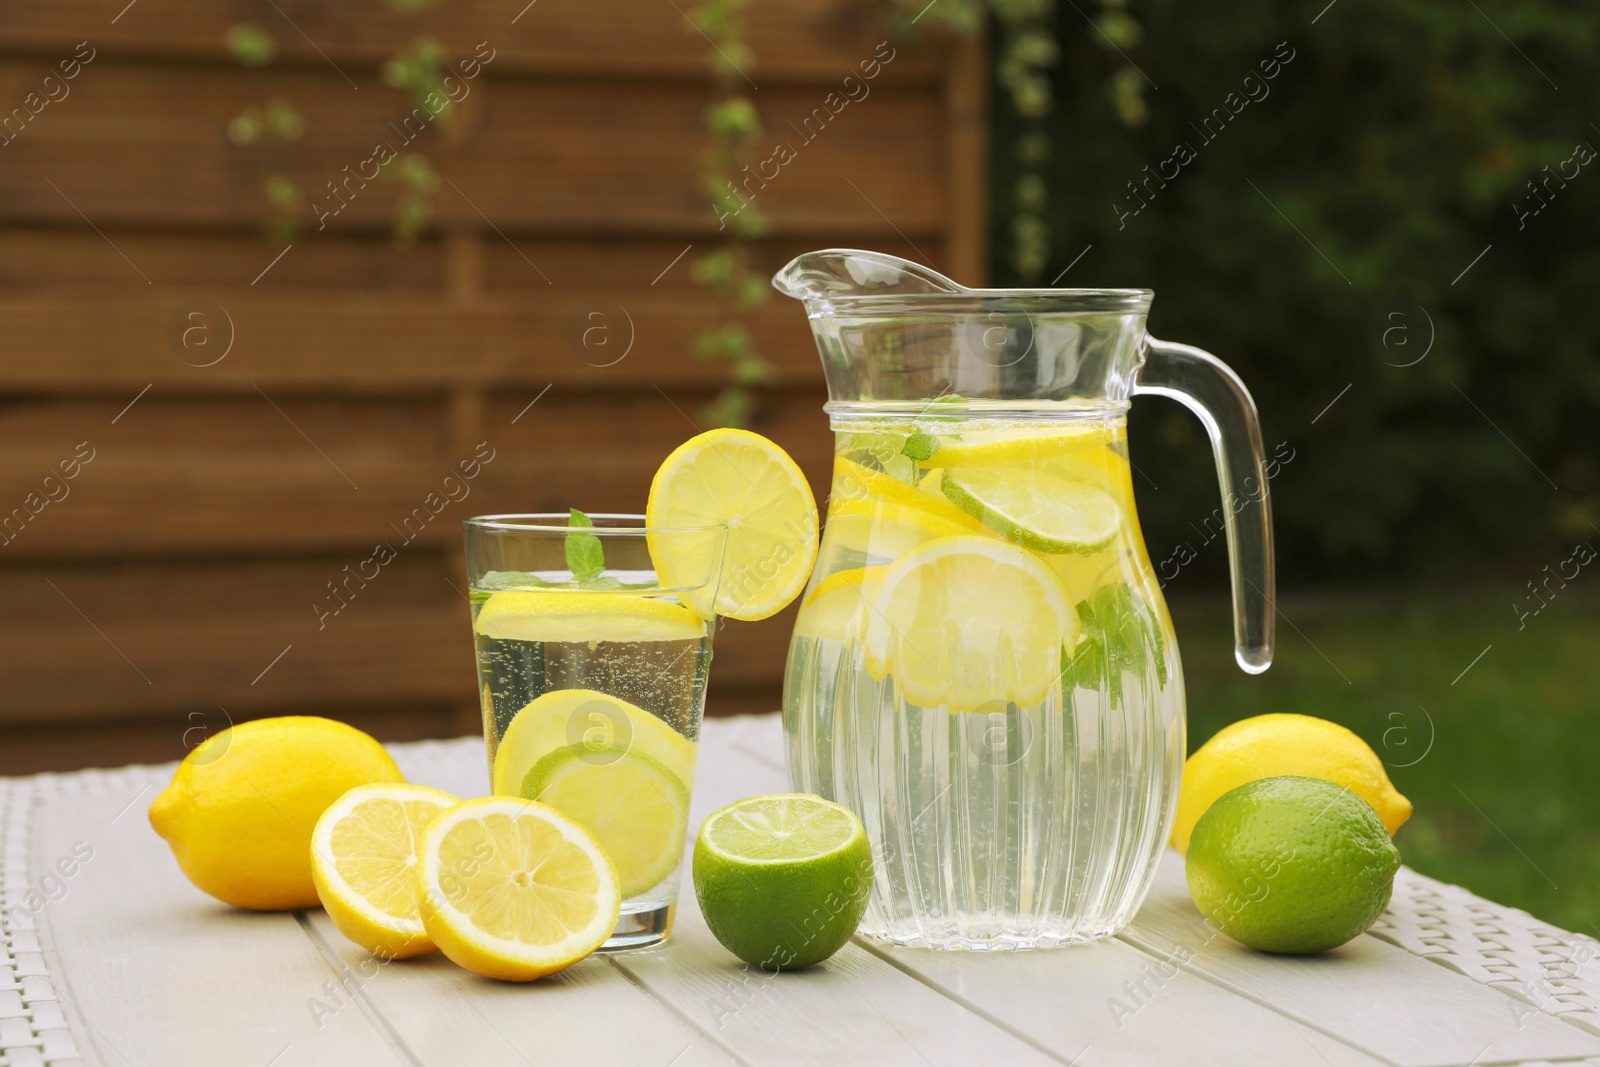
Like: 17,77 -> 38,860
463,513 -> 725,950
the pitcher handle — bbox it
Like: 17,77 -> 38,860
1134,337 -> 1275,674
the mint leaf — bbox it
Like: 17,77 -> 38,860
902,432 -> 938,462
1059,583 -> 1170,698
481,570 -> 556,590
565,508 -> 606,582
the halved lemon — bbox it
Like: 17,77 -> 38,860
863,536 -> 1077,710
824,498 -> 985,563
523,746 -> 690,898
310,783 -> 460,960
793,565 -> 887,641
646,428 -> 819,621
492,689 -> 696,798
416,797 -> 621,981
473,592 -> 707,643
830,455 -> 983,530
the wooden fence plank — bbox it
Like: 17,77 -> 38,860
0,65 -> 947,235
0,293 -> 837,389
0,0 -> 945,84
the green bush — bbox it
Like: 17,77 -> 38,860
988,0 -> 1600,581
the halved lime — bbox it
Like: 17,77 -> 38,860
524,745 -> 690,898
942,465 -> 1121,554
693,794 -> 872,969
491,689 -> 697,798
473,591 -> 707,643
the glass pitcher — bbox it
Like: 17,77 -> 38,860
774,249 -> 1274,951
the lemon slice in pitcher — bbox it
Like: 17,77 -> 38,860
646,428 -> 819,621
793,565 -> 887,640
943,465 -> 1122,554
863,536 -> 1077,711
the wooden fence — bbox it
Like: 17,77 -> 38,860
0,0 -> 987,772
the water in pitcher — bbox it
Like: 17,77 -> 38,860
783,415 -> 1185,949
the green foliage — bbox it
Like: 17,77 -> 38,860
224,24 -> 276,66
987,0 -> 1600,576
382,36 -> 452,122
689,0 -> 770,427
382,153 -> 441,247
223,7 -> 456,247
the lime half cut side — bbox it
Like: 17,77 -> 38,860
693,794 -> 873,969
942,464 -> 1121,554
699,794 -> 864,865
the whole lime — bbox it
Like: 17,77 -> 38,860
1186,775 -> 1402,954
693,794 -> 872,970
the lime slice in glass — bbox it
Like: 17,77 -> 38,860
523,745 -> 690,899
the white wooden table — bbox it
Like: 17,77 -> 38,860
6,713 -> 1600,1067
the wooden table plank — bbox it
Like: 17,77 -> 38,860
28,768 -> 402,1067
16,716 -> 1600,1067
866,938 -> 1384,1067
609,736 -> 1067,1067
1122,859 -> 1600,1067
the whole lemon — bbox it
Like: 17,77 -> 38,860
1170,713 -> 1411,854
149,717 -> 404,910
1187,775 -> 1402,954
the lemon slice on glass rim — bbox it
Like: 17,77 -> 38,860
646,428 -> 819,621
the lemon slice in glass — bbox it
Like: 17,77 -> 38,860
473,591 -> 707,643
942,464 -> 1122,554
417,797 -> 621,981
863,535 -> 1077,710
311,783 -> 459,959
492,689 -> 696,798
523,746 -> 690,898
646,428 -> 819,621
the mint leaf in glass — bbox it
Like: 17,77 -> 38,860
564,508 -> 606,582
480,570 -> 556,590
901,432 -> 939,462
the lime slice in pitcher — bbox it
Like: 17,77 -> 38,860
942,465 -> 1121,554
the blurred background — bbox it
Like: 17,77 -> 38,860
0,1 -> 1593,929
